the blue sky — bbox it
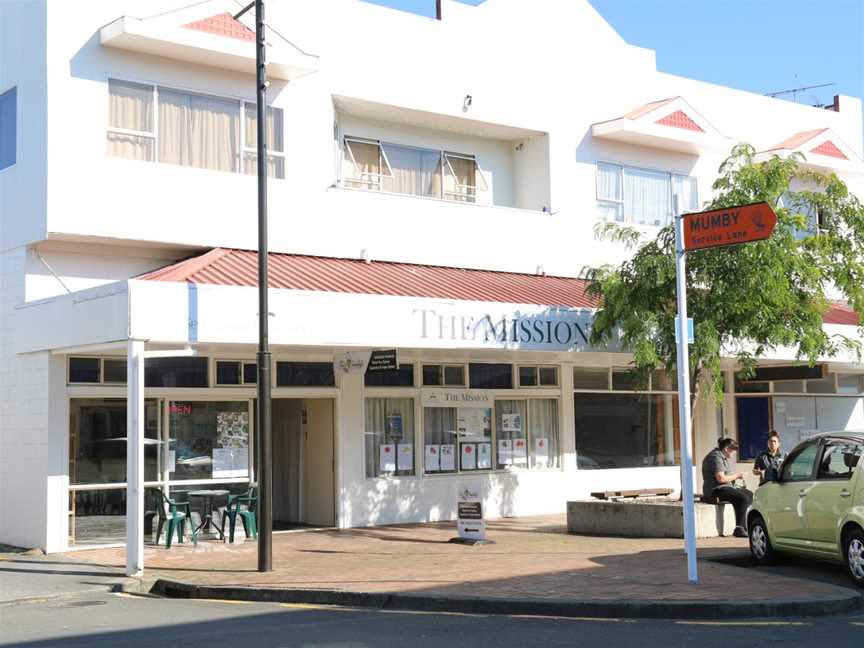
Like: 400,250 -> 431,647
363,0 -> 863,106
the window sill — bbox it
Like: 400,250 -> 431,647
330,185 -> 546,215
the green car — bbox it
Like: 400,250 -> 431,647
748,431 -> 864,587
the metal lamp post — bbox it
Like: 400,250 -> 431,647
234,0 -> 272,573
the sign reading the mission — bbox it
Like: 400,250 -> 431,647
683,202 -> 777,251
367,349 -> 398,372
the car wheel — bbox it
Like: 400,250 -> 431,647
845,528 -> 864,588
749,515 -> 776,566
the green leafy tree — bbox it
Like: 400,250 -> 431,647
584,143 -> 864,410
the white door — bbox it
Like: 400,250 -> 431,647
303,399 -> 335,526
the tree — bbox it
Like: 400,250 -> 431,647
584,143 -> 864,411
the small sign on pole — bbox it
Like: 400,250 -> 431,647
673,197 -> 777,585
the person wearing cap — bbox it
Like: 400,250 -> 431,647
701,438 -> 753,538
753,430 -> 785,485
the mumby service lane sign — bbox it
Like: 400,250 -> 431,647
683,201 -> 777,251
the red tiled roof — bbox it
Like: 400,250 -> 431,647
810,140 -> 848,160
138,248 -> 597,309
767,128 -> 828,151
824,302 -> 860,326
655,110 -> 704,132
183,13 -> 255,42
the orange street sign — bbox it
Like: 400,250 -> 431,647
683,201 -> 777,251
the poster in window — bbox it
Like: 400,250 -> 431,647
477,442 -> 492,469
534,437 -> 549,466
461,443 -> 477,470
498,439 -> 513,465
397,443 -> 414,471
379,444 -> 396,473
457,408 -> 491,442
387,413 -> 404,440
512,438 -> 528,465
502,413 -> 522,433
440,444 -> 456,471
425,444 -> 440,472
213,447 -> 249,479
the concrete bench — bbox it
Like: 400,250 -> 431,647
566,499 -> 736,538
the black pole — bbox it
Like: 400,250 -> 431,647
254,0 -> 272,573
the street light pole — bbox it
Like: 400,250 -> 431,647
234,0 -> 272,573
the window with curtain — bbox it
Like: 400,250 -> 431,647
243,102 -> 285,178
496,399 -> 560,469
596,162 -> 698,227
1,86 -> 17,170
423,407 -> 458,474
424,405 -> 492,473
365,398 -> 415,478
107,79 -> 284,178
342,136 -> 485,203
107,80 -> 154,161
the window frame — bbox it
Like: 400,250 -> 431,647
422,363 -> 468,387
106,77 -> 285,178
341,134 -> 486,203
68,356 -> 127,385
815,439 -> 862,481
595,160 -> 698,228
1,86 -> 18,171
779,441 -> 820,483
214,359 -> 258,387
518,365 -> 559,388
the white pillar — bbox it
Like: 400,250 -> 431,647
126,340 -> 145,577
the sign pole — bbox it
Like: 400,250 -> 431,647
673,194 -> 699,584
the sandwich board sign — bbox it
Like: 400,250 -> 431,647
453,483 -> 487,544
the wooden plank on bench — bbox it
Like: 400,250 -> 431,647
590,488 -> 674,500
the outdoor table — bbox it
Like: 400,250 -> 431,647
187,489 -> 230,539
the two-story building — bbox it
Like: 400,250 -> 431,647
1,0 -> 862,567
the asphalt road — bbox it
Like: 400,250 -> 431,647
1,592 -> 863,648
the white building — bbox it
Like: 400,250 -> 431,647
1,0 -> 862,568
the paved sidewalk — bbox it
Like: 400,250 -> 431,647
48,515 -> 864,618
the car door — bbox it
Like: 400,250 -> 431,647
804,439 -> 863,557
769,441 -> 820,549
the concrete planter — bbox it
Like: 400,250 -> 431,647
567,499 -> 736,538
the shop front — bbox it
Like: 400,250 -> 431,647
13,251 -> 863,574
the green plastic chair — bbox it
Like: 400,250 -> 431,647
220,487 -> 257,543
153,490 -> 197,549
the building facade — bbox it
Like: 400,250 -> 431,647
1,0 -> 863,561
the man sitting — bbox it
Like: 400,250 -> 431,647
701,438 -> 753,538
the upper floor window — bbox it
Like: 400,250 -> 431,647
596,162 -> 697,228
342,136 -> 487,202
107,79 -> 284,178
0,87 -> 16,170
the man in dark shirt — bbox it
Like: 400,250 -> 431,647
753,430 -> 785,485
701,438 -> 753,538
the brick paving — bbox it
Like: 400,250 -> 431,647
67,515 -> 852,604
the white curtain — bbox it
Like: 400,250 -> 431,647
159,89 -> 239,172
243,103 -> 285,178
596,162 -> 623,222
529,399 -> 559,469
107,80 -> 154,161
625,167 -> 671,226
344,140 -> 381,190
672,174 -> 699,213
443,154 -> 476,202
382,143 -> 441,198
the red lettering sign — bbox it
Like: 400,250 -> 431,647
683,202 -> 777,251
